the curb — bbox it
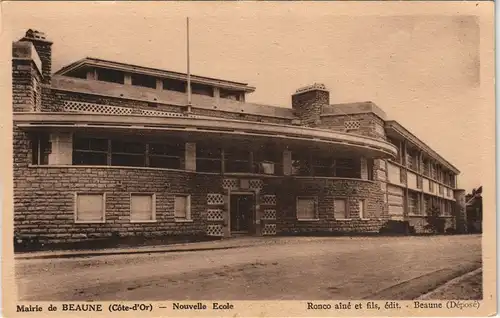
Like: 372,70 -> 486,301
15,244 -> 257,260
416,267 -> 482,300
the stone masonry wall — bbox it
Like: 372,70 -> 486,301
263,177 -> 388,234
12,59 -> 40,112
292,90 -> 329,127
319,113 -> 386,140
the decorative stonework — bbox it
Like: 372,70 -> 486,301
63,101 -> 200,118
207,193 -> 224,205
222,178 -> 238,190
206,224 -> 224,236
262,209 -> 277,220
262,223 -> 277,235
345,120 -> 361,130
248,179 -> 263,190
207,209 -> 223,221
261,195 -> 276,206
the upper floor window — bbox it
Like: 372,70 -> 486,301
196,145 -> 222,173
225,148 -> 252,173
149,142 -> 184,169
163,78 -> 186,93
253,145 -> 282,175
96,68 -> 124,84
73,136 -> 108,166
111,140 -> 145,167
131,73 -> 156,89
73,136 -> 184,169
192,83 -> 213,97
291,152 -> 359,178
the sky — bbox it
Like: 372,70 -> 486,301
2,2 -> 493,191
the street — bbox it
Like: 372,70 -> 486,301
15,235 -> 481,301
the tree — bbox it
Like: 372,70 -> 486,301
424,205 -> 446,234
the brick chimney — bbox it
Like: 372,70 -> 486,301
291,83 -> 329,127
19,29 -> 53,84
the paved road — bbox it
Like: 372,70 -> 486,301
15,235 -> 481,301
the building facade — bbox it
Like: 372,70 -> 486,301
12,30 -> 462,245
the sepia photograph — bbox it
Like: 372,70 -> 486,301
1,1 -> 495,317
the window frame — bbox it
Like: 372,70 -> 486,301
129,193 -> 157,223
296,196 -> 319,221
74,192 -> 106,224
334,198 -> 350,220
174,194 -> 192,222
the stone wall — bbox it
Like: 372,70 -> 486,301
14,165 -> 225,244
12,59 -> 41,112
292,89 -> 329,127
319,113 -> 386,140
264,177 -> 388,234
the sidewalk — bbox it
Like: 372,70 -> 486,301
15,236 -> 269,260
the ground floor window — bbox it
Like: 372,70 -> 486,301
359,199 -> 368,219
296,197 -> 317,220
130,193 -> 156,222
334,199 -> 348,219
408,191 -> 419,215
75,193 -> 105,223
174,195 -> 191,221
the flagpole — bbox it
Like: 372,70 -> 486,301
186,17 -> 192,112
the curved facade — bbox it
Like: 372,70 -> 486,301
12,30 -> 461,245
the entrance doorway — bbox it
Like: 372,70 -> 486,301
230,194 -> 255,234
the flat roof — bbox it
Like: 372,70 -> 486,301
54,57 -> 256,93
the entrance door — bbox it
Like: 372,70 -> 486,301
230,194 -> 254,234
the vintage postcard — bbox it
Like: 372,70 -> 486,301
0,1 -> 496,317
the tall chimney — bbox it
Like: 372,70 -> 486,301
19,29 -> 53,84
291,83 -> 329,127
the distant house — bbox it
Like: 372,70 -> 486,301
466,186 -> 482,233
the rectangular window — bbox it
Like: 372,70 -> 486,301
296,197 -> 317,220
131,73 -> 157,89
334,199 -> 348,219
359,200 -> 368,219
73,136 -> 109,165
408,192 -> 419,215
191,83 -> 214,97
196,145 -> 221,173
31,133 -> 50,165
291,152 -> 312,176
174,195 -> 191,221
130,194 -> 155,222
163,78 -> 186,93
225,148 -> 251,173
253,145 -> 282,175
75,193 -> 105,223
111,140 -> 145,167
96,68 -> 125,84
312,156 -> 335,177
149,142 -> 183,169
335,158 -> 359,178
429,182 -> 434,193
